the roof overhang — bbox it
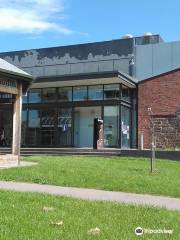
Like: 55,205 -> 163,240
31,71 -> 137,89
0,58 -> 33,94
0,70 -> 33,94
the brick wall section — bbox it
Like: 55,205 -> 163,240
138,69 -> 180,149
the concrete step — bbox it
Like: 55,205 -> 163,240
0,148 -> 121,156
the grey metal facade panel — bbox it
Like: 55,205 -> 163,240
135,44 -> 153,80
20,59 -> 131,79
152,43 -> 172,75
98,60 -> 114,72
82,61 -> 99,73
0,38 -> 134,80
135,41 -> 180,81
25,66 -> 44,77
70,62 -> 87,74
113,59 -> 129,73
0,39 -> 133,66
56,64 -> 71,75
172,41 -> 180,68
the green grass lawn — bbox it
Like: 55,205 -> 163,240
0,190 -> 179,240
0,155 -> 179,198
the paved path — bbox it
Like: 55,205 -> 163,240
0,181 -> 179,211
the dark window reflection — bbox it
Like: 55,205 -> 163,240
41,110 -> 55,146
58,108 -> 72,146
104,84 -> 120,100
122,85 -> 131,102
21,110 -> 27,145
42,88 -> 56,103
58,87 -> 72,102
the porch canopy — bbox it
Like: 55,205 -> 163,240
0,58 -> 32,164
31,70 -> 137,89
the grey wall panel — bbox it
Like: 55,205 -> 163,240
172,41 -> 180,69
152,43 -> 172,75
135,45 -> 153,80
135,41 -> 180,80
56,64 -> 71,75
83,61 -> 99,73
0,38 -> 133,66
44,65 -> 58,76
98,60 -> 114,72
114,59 -> 129,74
70,63 -> 85,74
22,66 -> 44,77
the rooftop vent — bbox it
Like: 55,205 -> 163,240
122,34 -> 133,39
143,32 -> 153,37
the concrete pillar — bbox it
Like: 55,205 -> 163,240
12,82 -> 22,164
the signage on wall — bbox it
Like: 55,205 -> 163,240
0,78 -> 18,95
122,121 -> 130,140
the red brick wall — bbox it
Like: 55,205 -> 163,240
138,70 -> 180,148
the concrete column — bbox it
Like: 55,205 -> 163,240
12,82 -> 22,164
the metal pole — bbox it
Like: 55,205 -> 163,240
151,121 -> 156,173
140,133 -> 144,150
148,108 -> 156,173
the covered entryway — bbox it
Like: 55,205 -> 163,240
0,58 -> 32,167
74,106 -> 101,147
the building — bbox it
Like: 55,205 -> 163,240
0,58 -> 32,165
0,34 -> 179,149
138,68 -> 180,149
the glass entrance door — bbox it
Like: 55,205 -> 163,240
121,106 -> 131,148
57,108 -> 72,146
41,109 -> 55,146
103,106 -> 119,147
74,107 -> 101,147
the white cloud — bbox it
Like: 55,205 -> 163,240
0,0 -> 75,34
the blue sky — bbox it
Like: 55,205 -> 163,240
0,0 -> 180,52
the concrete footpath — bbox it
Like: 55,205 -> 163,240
0,181 -> 179,211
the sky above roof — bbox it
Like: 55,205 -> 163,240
0,0 -> 180,52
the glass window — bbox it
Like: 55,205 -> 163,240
73,86 -> 87,101
103,106 -> 119,147
58,87 -> 72,102
104,84 -> 120,100
29,89 -> 41,103
27,110 -> 41,145
28,110 -> 40,128
22,93 -> 28,104
41,110 -> 55,146
58,108 -> 72,146
42,88 -> 56,103
41,110 -> 55,128
88,85 -> 103,100
21,110 -> 27,145
122,85 -> 131,102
